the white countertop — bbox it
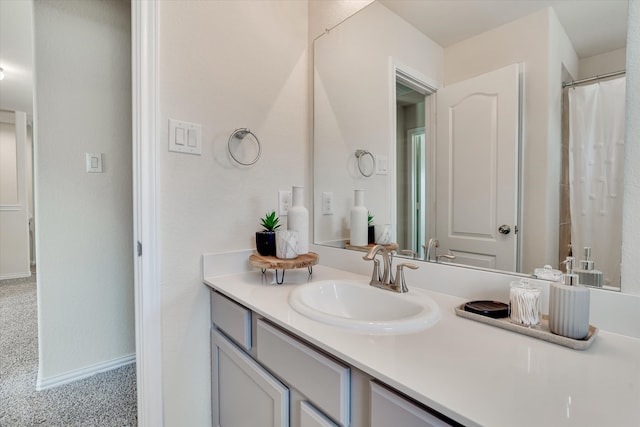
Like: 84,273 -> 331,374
204,264 -> 640,427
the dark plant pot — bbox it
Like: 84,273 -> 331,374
256,231 -> 276,256
368,225 -> 375,245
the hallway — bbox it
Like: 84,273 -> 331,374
0,272 -> 137,426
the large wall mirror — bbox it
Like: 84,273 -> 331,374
313,0 -> 628,290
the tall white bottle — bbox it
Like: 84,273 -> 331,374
288,185 -> 309,255
350,189 -> 368,246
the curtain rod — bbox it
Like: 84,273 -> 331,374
562,70 -> 626,88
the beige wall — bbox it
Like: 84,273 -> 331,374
313,1 -> 443,245
578,47 -> 626,80
158,0 -> 309,423
33,0 -> 134,385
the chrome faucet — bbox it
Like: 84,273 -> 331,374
363,245 -> 391,285
363,245 -> 418,293
424,238 -> 439,262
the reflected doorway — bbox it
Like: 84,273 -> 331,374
395,80 -> 432,259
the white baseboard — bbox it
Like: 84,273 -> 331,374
36,353 -> 135,391
0,271 -> 32,280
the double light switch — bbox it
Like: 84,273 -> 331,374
169,119 -> 202,155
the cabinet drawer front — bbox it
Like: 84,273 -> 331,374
257,320 -> 350,426
212,329 -> 289,427
370,382 -> 453,427
301,401 -> 339,427
211,291 -> 251,351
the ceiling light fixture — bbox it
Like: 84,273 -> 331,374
0,67 -> 5,80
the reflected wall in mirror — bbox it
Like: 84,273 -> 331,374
313,0 -> 627,289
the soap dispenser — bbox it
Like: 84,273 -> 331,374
548,257 -> 591,339
575,247 -> 603,287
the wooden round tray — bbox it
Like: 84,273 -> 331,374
249,252 -> 319,284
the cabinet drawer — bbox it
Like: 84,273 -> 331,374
257,320 -> 350,426
370,381 -> 454,427
211,291 -> 251,351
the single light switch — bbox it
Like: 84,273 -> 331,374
187,129 -> 197,147
375,155 -> 388,175
175,127 -> 185,145
86,153 -> 103,173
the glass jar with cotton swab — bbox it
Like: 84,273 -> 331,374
509,279 -> 541,327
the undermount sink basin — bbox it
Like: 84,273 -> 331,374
288,280 -> 440,333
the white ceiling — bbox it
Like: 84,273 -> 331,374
0,0 -> 628,117
0,0 -> 34,116
379,0 -> 628,58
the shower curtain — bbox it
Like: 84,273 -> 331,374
568,76 -> 625,286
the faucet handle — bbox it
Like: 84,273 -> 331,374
395,263 -> 419,293
363,245 -> 386,284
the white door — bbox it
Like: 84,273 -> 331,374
435,64 -> 520,271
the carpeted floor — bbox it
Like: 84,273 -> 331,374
0,272 -> 138,426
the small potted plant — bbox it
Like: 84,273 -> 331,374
256,210 -> 281,256
368,211 -> 375,245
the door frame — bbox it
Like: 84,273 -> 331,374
132,1 -> 163,425
407,127 -> 427,257
389,59 -> 438,247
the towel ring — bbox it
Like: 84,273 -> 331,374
355,149 -> 375,177
228,128 -> 261,166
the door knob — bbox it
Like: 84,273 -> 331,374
498,225 -> 511,235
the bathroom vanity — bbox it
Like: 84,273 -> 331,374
203,252 -> 640,427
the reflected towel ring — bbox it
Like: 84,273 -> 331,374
228,128 -> 261,166
355,149 -> 375,177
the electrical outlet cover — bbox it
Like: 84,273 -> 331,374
279,190 -> 292,216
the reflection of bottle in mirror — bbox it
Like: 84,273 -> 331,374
288,186 -> 309,254
575,247 -> 603,287
548,257 -> 590,339
350,189 -> 368,246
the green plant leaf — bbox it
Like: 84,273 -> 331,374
260,210 -> 281,232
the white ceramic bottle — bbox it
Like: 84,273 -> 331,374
350,189 -> 368,246
287,185 -> 309,255
548,257 -> 591,339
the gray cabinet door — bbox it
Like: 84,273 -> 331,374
212,329 -> 289,427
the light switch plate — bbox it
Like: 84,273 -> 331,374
86,153 -> 103,173
322,192 -> 334,215
169,119 -> 202,155
375,155 -> 388,175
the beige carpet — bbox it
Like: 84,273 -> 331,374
0,272 -> 137,426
